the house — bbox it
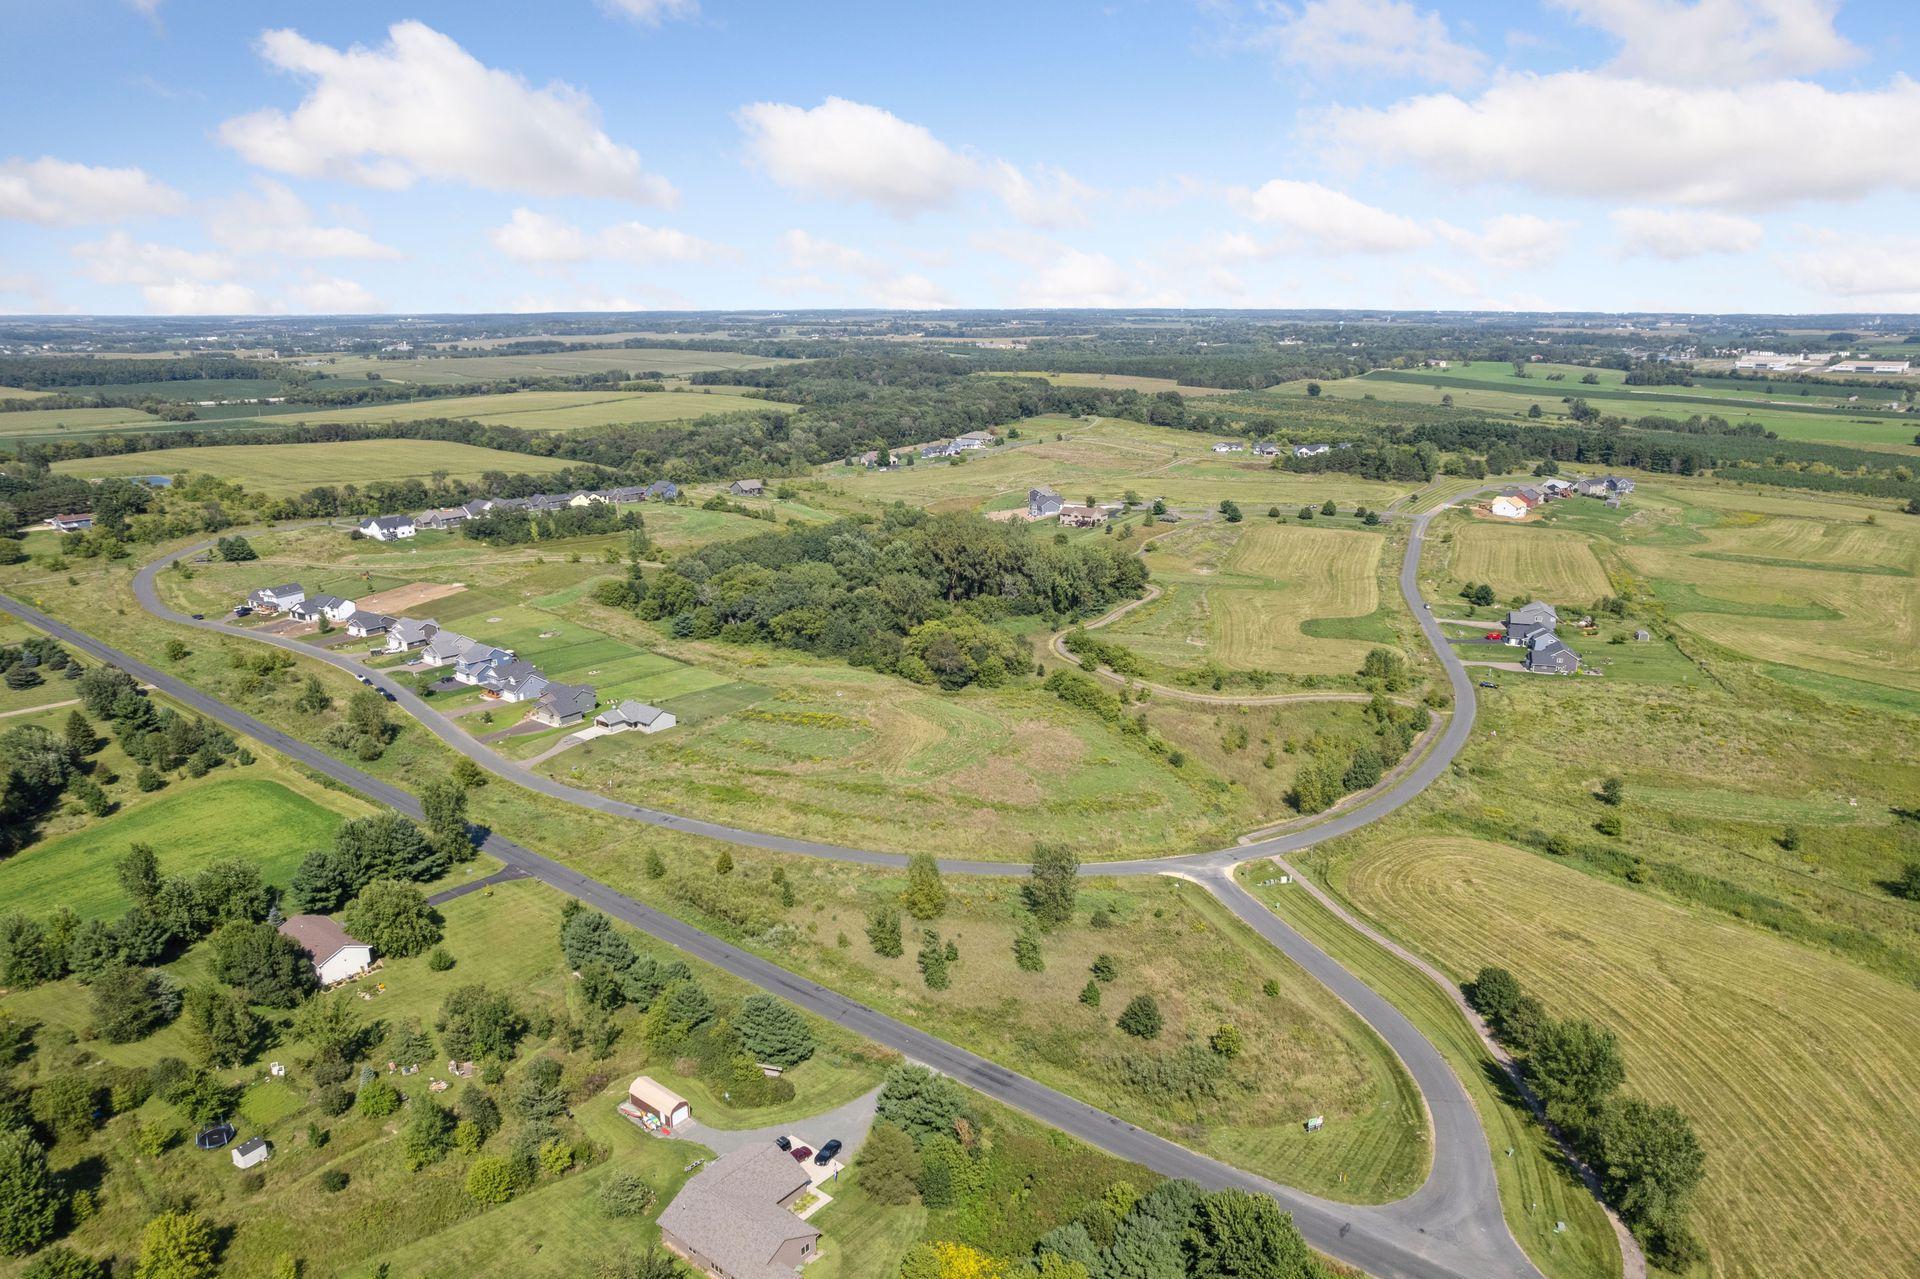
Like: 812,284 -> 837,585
460,499 -> 499,520
419,629 -> 477,666
384,617 -> 439,652
1293,444 -> 1331,458
452,645 -> 515,685
480,658 -> 549,702
524,494 -> 571,513
1253,441 -> 1280,457
920,441 -> 956,459
1504,601 -> 1559,646
416,506 -> 469,530
623,1076 -> 691,1128
43,513 -> 94,533
1514,485 -> 1544,505
1211,441 -> 1245,453
729,479 -> 766,497
1489,494 -> 1532,519
345,612 -> 394,638
531,683 -> 599,727
290,594 -> 354,623
247,583 -> 305,614
647,480 -> 679,502
276,914 -> 373,986
230,1137 -> 270,1170
1539,478 -> 1573,495
1057,504 -> 1107,528
602,485 -> 648,504
952,430 -> 993,450
657,1142 -> 822,1279
593,699 -> 674,733
357,514 -> 417,542
566,490 -> 606,508
1523,631 -> 1580,674
1028,486 -> 1065,520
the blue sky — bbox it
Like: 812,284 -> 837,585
2,0 -> 1916,315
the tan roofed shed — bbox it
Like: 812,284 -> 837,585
628,1076 -> 691,1127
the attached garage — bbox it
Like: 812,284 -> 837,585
627,1076 -> 691,1129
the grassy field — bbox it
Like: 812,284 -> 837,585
249,388 -> 783,431
307,348 -> 796,383
1445,520 -> 1613,601
1317,835 -> 1920,1279
1100,518 -> 1390,677
822,415 -> 1415,516
54,439 -> 581,494
0,405 -> 164,437
0,384 -> 52,400
978,370 -> 1239,396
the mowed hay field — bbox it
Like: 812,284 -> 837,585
1329,836 -> 1920,1279
978,371 -> 1238,396
234,388 -> 780,431
307,347 -> 797,382
1446,520 -> 1613,600
832,415 -> 1412,514
0,405 -> 167,437
54,438 -> 580,494
1103,520 -> 1387,676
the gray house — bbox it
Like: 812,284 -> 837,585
384,617 -> 439,652
1523,631 -> 1580,674
657,1142 -> 821,1279
1503,601 -> 1559,646
530,683 -> 597,727
647,480 -> 679,501
729,479 -> 766,497
1028,486 -> 1065,519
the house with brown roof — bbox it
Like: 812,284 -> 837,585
657,1142 -> 822,1279
1057,503 -> 1106,528
276,915 -> 372,986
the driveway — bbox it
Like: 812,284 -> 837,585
665,1086 -> 881,1163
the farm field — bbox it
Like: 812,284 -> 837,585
977,370 -> 1238,396
1317,834 -> 1920,1279
0,384 -> 52,399
0,404 -> 166,437
307,347 -> 797,382
249,387 -> 784,430
1445,521 -> 1612,600
53,438 -> 580,493
1099,519 -> 1391,677
826,414 -> 1414,515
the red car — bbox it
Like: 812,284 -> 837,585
1485,632 -> 1504,641
790,1145 -> 813,1162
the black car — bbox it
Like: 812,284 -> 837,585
774,1135 -> 791,1151
190,613 -> 204,620
813,1139 -> 842,1165
1479,681 -> 1498,689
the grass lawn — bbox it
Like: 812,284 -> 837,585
807,1177 -> 928,1279
54,439 -> 582,495
1316,835 -> 1920,1279
0,773 -> 360,917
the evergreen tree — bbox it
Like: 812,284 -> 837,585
1079,979 -> 1101,1008
134,1210 -> 218,1279
1013,922 -> 1045,972
1117,994 -> 1163,1040
866,906 -> 903,958
116,844 -> 161,905
62,711 -> 96,758
901,852 -> 946,920
917,930 -> 949,990
1024,843 -> 1079,929
0,1125 -> 59,1255
853,1120 -> 920,1205
735,995 -> 815,1068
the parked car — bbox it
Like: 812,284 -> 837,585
774,1135 -> 792,1151
189,613 -> 204,620
813,1139 -> 842,1165
790,1145 -> 813,1162
232,606 -> 252,617
1479,681 -> 1498,689
379,689 -> 396,701
1484,632 -> 1503,640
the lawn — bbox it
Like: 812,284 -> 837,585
1100,519 -> 1390,678
1319,835 -> 1920,1279
54,439 -> 581,494
0,772 -> 364,918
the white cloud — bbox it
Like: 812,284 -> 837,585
211,179 -> 398,260
138,280 -> 263,315
870,273 -> 955,309
504,283 -> 694,312
736,97 -> 976,216
736,97 -> 1093,226
285,272 -> 382,312
1550,0 -> 1859,85
1232,179 -> 1432,253
489,208 -> 729,265
1782,232 -> 1920,305
73,232 -> 233,287
1259,0 -> 1486,87
599,0 -> 698,24
1330,72 -> 1920,209
1437,213 -> 1574,269
1611,208 -> 1764,258
0,157 -> 185,225
990,162 -> 1095,229
1018,248 -> 1137,308
221,22 -> 672,203
780,228 -> 882,276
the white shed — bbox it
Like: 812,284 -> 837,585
231,1137 -> 270,1169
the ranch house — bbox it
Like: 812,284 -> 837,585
657,1142 -> 821,1279
357,514 -> 417,541
384,617 -> 438,652
730,479 -> 766,497
594,699 -> 675,733
276,914 -> 373,986
530,683 -> 598,727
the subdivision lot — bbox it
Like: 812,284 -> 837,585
53,439 -> 580,493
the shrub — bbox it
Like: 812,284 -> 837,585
356,1077 -> 401,1119
427,947 -> 455,972
1117,994 -> 1162,1040
600,1171 -> 655,1217
466,1156 -> 514,1205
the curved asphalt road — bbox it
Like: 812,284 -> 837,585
0,486 -> 1562,1279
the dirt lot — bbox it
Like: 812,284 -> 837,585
355,580 -> 468,614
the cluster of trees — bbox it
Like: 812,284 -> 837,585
1467,967 -> 1707,1268
1287,693 -> 1427,816
620,510 -> 1145,689
460,503 -> 644,545
559,903 -> 812,1105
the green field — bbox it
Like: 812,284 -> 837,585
54,439 -> 581,493
307,347 -> 797,383
250,388 -> 784,432
1321,835 -> 1920,1279
1101,519 -> 1391,677
0,405 -> 165,437
979,370 -> 1239,396
1445,520 -> 1613,601
0,774 -> 357,917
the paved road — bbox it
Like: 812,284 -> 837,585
0,484 -> 1580,1279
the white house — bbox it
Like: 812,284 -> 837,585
231,1137 -> 270,1170
246,583 -> 305,613
43,513 -> 93,533
951,430 -> 992,450
1489,494 -> 1532,519
1211,441 -> 1245,453
290,594 -> 356,624
1293,444 -> 1331,458
419,630 -> 479,667
594,700 -> 675,733
345,612 -> 393,638
276,915 -> 372,986
384,617 -> 438,652
358,514 -> 417,541
480,658 -> 548,702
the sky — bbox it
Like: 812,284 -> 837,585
1,0 -> 1916,317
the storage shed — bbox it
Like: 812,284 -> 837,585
627,1076 -> 691,1128
231,1137 -> 270,1169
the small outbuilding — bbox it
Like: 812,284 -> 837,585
625,1076 -> 691,1129
231,1137 -> 270,1169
